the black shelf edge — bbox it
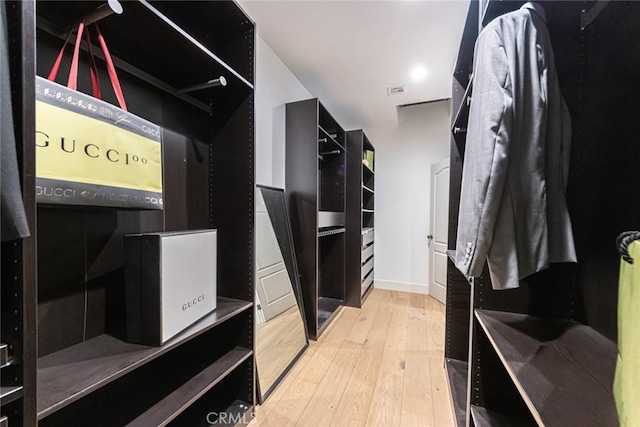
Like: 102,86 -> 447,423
318,227 -> 346,238
445,359 -> 468,427
0,386 -> 24,407
37,297 -> 252,419
128,347 -> 252,426
470,405 -> 536,427
318,125 -> 345,151
362,184 -> 374,194
362,227 -> 374,235
362,209 -> 374,213
474,309 -> 619,427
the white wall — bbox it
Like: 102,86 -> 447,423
366,101 -> 451,295
255,36 -> 311,188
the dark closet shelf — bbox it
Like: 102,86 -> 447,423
362,209 -> 374,213
127,347 -> 252,426
445,358 -> 468,427
37,297 -> 252,419
0,386 -> 24,406
470,405 -> 535,427
362,184 -> 374,194
474,309 -> 619,427
318,125 -> 345,151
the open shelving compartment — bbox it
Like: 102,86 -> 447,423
0,0 -> 257,424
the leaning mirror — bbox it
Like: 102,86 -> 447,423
255,185 -> 309,402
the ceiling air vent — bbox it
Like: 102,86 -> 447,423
387,85 -> 406,96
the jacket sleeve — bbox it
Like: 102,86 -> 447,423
455,28 -> 513,277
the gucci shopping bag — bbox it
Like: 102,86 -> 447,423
35,22 -> 163,209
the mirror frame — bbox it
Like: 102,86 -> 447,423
255,184 -> 309,402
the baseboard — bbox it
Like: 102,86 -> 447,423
374,280 -> 430,295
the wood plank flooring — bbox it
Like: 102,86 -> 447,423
252,289 -> 454,427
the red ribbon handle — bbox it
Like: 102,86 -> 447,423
47,21 -> 127,111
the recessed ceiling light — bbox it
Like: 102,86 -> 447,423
411,65 -> 428,82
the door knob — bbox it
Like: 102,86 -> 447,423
427,235 -> 433,240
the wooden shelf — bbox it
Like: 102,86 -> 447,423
128,347 -> 252,426
445,359 -> 468,427
37,297 -> 252,419
470,405 -> 535,427
0,386 -> 24,407
362,209 -> 374,213
475,309 -> 619,427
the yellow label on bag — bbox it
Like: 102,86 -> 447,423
36,101 -> 162,192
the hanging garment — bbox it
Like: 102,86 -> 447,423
1,0 -> 29,241
614,240 -> 640,426
455,2 -> 576,289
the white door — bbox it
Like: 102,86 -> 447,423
429,159 -> 450,304
256,191 -> 297,322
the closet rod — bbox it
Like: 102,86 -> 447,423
176,77 -> 227,94
83,0 -> 123,27
581,1 -> 611,30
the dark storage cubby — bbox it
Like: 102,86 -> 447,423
1,0 -> 255,424
286,98 -> 346,340
446,1 -> 639,426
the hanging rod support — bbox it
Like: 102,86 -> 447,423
176,76 -> 227,94
84,0 -> 123,26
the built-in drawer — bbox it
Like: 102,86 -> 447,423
361,257 -> 374,279
361,244 -> 374,263
362,228 -> 374,246
361,273 -> 373,295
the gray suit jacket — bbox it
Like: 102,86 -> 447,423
455,2 -> 576,289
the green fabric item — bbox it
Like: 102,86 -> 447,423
615,240 -> 640,426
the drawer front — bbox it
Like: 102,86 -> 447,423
362,244 -> 374,263
361,257 -> 374,279
362,229 -> 374,246
361,274 -> 373,295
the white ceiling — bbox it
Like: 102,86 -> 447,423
240,0 -> 470,130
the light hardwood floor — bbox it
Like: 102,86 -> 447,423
251,288 -> 454,427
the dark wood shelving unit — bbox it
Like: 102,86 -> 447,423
286,98 -> 347,340
475,309 -> 618,426
445,1 -> 636,426
346,130 -> 375,308
2,1 -> 256,424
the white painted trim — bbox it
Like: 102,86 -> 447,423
374,280 -> 429,295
